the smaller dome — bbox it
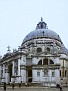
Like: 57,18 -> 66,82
59,45 -> 68,55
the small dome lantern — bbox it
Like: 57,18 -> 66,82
36,17 -> 47,29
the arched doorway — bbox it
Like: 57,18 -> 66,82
27,66 -> 32,82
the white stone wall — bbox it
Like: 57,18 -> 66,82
20,55 -> 26,65
32,69 -> 37,82
55,69 -> 60,84
32,69 -> 44,83
48,70 -> 52,82
32,57 -> 42,65
54,57 -> 60,64
32,68 -> 57,83
32,57 -> 38,65
5,73 -> 9,83
21,68 -> 26,83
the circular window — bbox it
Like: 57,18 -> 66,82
37,47 -> 42,53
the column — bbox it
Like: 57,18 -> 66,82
18,59 -> 21,83
18,59 -> 20,76
20,55 -> 26,83
12,61 -> 14,76
11,61 -> 15,83
3,64 -> 5,82
5,65 -> 9,84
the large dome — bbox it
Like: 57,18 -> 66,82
22,18 -> 62,44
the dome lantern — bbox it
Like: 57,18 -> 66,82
36,17 -> 48,29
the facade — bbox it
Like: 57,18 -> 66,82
0,18 -> 68,86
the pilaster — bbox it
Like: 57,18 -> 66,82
49,70 -> 52,82
32,69 -> 37,82
55,69 -> 60,84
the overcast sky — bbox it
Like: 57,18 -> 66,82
0,0 -> 68,56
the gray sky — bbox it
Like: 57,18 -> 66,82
0,0 -> 68,56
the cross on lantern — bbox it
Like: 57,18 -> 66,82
7,45 -> 11,52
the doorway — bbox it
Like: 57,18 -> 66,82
27,66 -> 32,82
8,64 -> 12,82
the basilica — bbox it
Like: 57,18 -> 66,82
0,18 -> 68,86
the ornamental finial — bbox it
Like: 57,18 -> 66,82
7,45 -> 11,53
41,17 -> 43,21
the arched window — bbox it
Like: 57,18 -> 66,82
50,60 -> 54,64
47,47 -> 50,52
38,60 -> 42,65
37,47 -> 42,53
43,59 -> 48,65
